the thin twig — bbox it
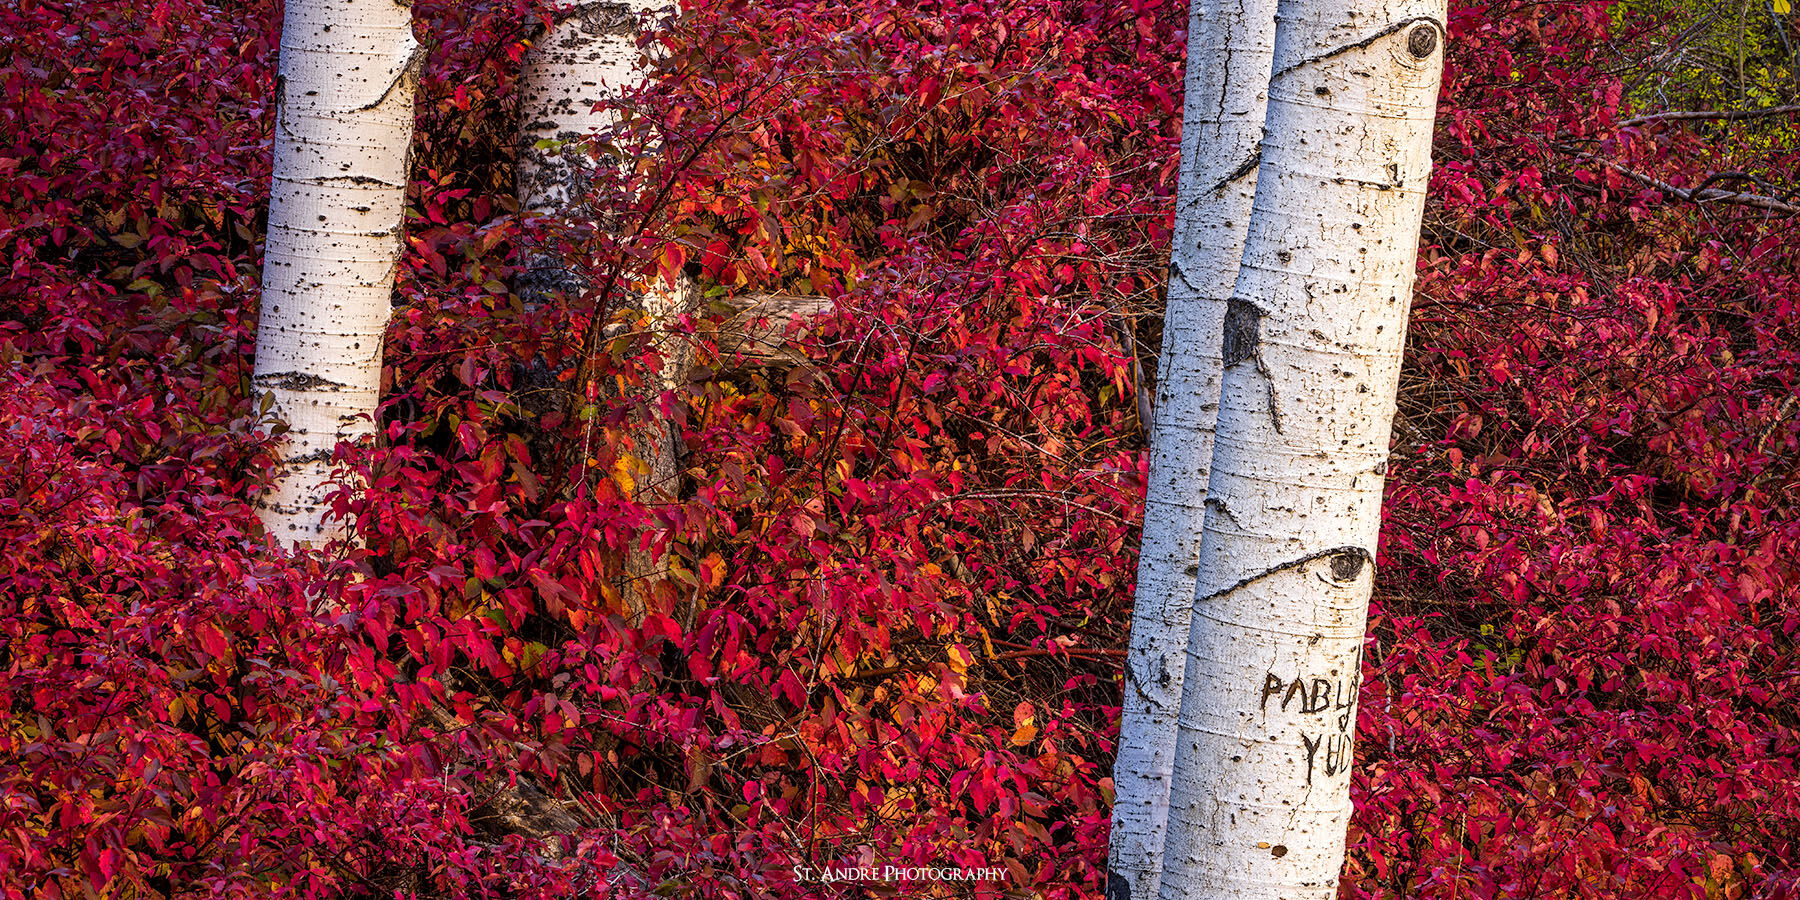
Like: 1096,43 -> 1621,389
1618,104 -> 1800,128
841,647 -> 1126,682
1564,149 -> 1799,215
906,489 -> 1134,527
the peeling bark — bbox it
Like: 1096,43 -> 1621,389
1156,1 -> 1445,897
253,0 -> 420,546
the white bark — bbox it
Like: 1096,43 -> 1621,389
1108,1 -> 1278,897
1157,1 -> 1445,898
515,2 -> 694,623
516,1 -> 661,302
253,0 -> 420,545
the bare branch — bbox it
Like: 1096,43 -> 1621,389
1566,150 -> 1800,216
1618,104 -> 1800,129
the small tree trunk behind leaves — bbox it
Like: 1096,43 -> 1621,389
1107,1 -> 1278,898
611,273 -> 699,622
1156,1 -> 1445,898
516,2 -> 700,623
253,0 -> 420,546
516,1 -> 655,306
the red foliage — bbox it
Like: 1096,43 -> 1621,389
0,0 -> 1795,897
1354,3 -> 1800,897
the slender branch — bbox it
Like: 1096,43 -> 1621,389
1565,149 -> 1800,215
1618,104 -> 1800,128
1688,171 -> 1784,196
841,647 -> 1126,682
906,489 -> 1135,527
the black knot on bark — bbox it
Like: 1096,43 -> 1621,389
1330,550 -> 1367,582
1407,24 -> 1439,59
1221,298 -> 1264,368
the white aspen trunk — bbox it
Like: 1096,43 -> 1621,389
613,270 -> 696,624
516,2 -> 693,623
1157,0 -> 1444,897
1108,1 -> 1278,898
516,1 -> 660,303
253,0 -> 420,545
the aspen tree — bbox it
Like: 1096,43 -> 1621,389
516,0 -> 661,303
252,0 -> 420,544
516,1 -> 690,622
1157,0 -> 1445,897
1107,0 -> 1278,897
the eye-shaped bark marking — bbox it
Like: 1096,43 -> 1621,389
1221,299 -> 1265,369
1406,23 -> 1439,58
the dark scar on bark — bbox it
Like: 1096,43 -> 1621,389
1407,24 -> 1439,58
1221,298 -> 1262,368
255,372 -> 350,392
1331,551 -> 1366,581
1123,655 -> 1155,704
1206,143 -> 1262,195
573,2 -> 640,37
1221,298 -> 1285,433
1271,15 -> 1447,79
351,45 -> 425,114
1206,496 -> 1245,531
1194,545 -> 1373,605
1106,869 -> 1131,900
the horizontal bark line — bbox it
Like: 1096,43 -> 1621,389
1194,545 -> 1372,605
255,372 -> 356,391
275,174 -> 408,188
1270,15 -> 1445,79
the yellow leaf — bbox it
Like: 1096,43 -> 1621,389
613,451 -> 640,494
700,552 -> 727,589
1010,701 -> 1036,745
1774,0 -> 1790,14
946,644 -> 974,674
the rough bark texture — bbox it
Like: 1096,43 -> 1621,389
1156,1 -> 1445,897
1107,1 -> 1278,897
253,0 -> 419,545
705,292 -> 835,366
516,1 -> 658,306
